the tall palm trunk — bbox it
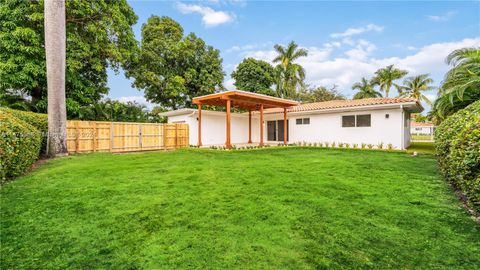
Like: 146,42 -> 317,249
45,0 -> 67,156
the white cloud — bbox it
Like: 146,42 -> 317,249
226,42 -> 272,53
330,23 -> 384,38
344,39 -> 377,60
177,3 -> 234,27
225,78 -> 236,90
427,11 -> 457,22
238,38 -> 480,102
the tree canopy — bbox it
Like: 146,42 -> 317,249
397,74 -> 434,106
77,99 -> 164,123
372,65 -> 408,97
0,0 -> 138,117
231,58 -> 276,96
352,77 -> 382,99
433,47 -> 480,120
296,85 -> 345,103
128,16 -> 225,110
273,41 -> 308,99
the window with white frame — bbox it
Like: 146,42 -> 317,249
296,118 -> 310,125
342,114 -> 371,127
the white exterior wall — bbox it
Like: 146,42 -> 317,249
265,108 -> 407,149
403,111 -> 411,148
167,107 -> 411,149
167,112 -> 260,146
411,126 -> 434,135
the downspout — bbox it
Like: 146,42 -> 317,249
400,104 -> 404,150
187,110 -> 196,118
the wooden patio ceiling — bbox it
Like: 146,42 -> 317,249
192,90 -> 299,110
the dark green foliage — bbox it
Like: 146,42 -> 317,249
76,99 -> 161,123
433,48 -> 480,121
128,16 -> 224,110
0,0 -> 138,117
273,41 -> 308,98
0,110 -> 42,182
231,58 -> 276,96
1,149 -> 479,268
352,77 -> 382,99
0,107 -> 47,153
0,107 -> 47,133
296,85 -> 345,103
435,100 -> 480,212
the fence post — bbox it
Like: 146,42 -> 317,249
109,122 -> 114,152
162,124 -> 167,150
92,121 -> 97,152
75,121 -> 80,153
175,124 -> 178,148
158,123 -> 161,149
139,124 -> 142,150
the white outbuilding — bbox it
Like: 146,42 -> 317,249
160,91 -> 423,150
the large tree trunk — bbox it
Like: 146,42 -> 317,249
45,0 -> 68,157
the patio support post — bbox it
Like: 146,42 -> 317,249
283,107 -> 287,145
259,104 -> 264,146
248,109 -> 252,144
226,99 -> 232,149
197,104 -> 202,147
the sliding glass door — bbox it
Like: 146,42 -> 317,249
267,120 -> 289,142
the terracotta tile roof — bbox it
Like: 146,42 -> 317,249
411,122 -> 435,127
263,98 -> 420,114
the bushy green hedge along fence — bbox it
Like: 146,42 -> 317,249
0,110 -> 42,182
0,107 -> 48,153
435,100 -> 480,213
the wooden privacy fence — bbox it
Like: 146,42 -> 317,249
66,121 -> 189,153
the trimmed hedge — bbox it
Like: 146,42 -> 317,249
435,100 -> 480,212
0,108 -> 48,153
0,110 -> 42,182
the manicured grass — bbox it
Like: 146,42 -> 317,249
1,148 -> 479,269
407,141 -> 436,155
411,134 -> 434,141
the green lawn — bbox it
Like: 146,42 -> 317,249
411,134 -> 434,141
1,148 -> 479,269
407,141 -> 436,155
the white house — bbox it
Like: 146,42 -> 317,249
161,91 -> 423,150
411,122 -> 436,135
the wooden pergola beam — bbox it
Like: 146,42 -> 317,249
283,108 -> 287,145
248,110 -> 252,144
192,90 -> 298,148
197,104 -> 202,147
226,99 -> 231,148
260,104 -> 264,146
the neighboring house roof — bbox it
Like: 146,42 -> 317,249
411,122 -> 435,127
262,97 -> 423,114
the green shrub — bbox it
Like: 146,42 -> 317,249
435,100 -> 480,212
0,108 -> 48,154
0,111 -> 42,182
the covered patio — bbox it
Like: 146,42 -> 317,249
192,90 -> 299,148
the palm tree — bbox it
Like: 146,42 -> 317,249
433,48 -> 480,119
45,0 -> 68,156
372,64 -> 408,97
352,77 -> 382,99
396,74 -> 434,106
273,41 -> 308,98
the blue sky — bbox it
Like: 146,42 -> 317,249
109,0 -> 480,110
